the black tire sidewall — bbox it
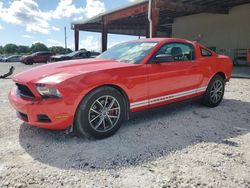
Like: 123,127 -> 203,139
203,75 -> 225,107
27,59 -> 33,65
75,87 -> 126,139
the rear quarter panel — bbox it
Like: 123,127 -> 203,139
196,44 -> 233,86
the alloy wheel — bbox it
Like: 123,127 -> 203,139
88,95 -> 121,132
210,80 -> 224,103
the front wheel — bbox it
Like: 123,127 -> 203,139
203,75 -> 225,107
75,87 -> 126,139
25,60 -> 34,65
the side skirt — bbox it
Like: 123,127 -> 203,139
129,95 -> 203,120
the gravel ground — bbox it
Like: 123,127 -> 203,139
0,63 -> 250,188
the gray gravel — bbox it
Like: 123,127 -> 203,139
0,63 -> 250,188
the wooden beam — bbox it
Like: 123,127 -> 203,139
151,0 -> 160,37
104,3 -> 148,22
74,28 -> 79,51
201,0 -> 250,8
101,17 -> 108,52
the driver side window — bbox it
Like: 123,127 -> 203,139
155,43 -> 195,62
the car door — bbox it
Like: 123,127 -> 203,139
75,52 -> 87,59
72,52 -> 81,59
147,42 -> 202,108
79,52 -> 87,59
12,56 -> 19,62
35,53 -> 43,62
41,53 -> 49,62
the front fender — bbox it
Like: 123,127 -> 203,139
60,70 -> 132,119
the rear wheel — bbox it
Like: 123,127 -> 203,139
203,75 -> 225,107
75,87 -> 126,139
25,59 -> 34,65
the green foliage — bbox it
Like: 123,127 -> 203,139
4,43 -> 18,54
65,48 -> 73,54
79,48 -> 86,52
18,45 -> 30,54
49,46 -> 67,54
0,42 -> 73,55
0,46 -> 4,54
49,46 -> 73,54
30,42 -> 49,53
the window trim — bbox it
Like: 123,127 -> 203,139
150,42 -> 196,64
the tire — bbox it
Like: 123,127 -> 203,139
75,87 -> 126,139
203,75 -> 225,107
26,59 -> 34,65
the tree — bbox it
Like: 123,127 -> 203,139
4,43 -> 18,54
79,48 -> 86,51
49,46 -> 73,54
30,42 -> 48,52
0,46 -> 4,54
49,46 -> 66,54
65,48 -> 72,53
18,45 -> 30,54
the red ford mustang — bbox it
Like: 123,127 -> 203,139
9,38 -> 233,139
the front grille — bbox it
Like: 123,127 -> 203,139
16,83 -> 35,98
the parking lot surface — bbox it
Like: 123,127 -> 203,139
0,63 -> 250,188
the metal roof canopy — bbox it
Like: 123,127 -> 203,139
71,0 -> 250,52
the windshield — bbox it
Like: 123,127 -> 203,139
98,41 -> 158,64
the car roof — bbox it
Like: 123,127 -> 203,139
8,55 -> 21,57
34,51 -> 51,53
129,38 -> 196,45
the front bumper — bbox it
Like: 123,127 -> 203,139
8,87 -> 73,130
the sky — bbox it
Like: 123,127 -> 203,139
0,0 -> 142,51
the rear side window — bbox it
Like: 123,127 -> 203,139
201,48 -> 212,57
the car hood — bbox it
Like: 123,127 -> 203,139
21,55 -> 34,61
13,58 -> 136,84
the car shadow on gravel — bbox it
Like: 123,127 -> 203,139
19,99 -> 250,170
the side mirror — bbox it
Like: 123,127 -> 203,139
155,54 -> 174,63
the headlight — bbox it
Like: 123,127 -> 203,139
36,84 -> 62,98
